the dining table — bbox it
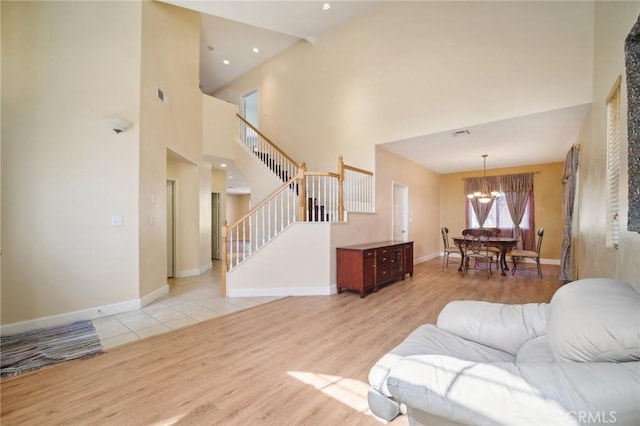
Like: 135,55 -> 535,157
452,235 -> 519,276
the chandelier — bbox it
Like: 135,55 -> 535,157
467,154 -> 502,204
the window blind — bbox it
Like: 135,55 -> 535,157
606,76 -> 622,249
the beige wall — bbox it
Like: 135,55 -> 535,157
226,194 -> 251,226
1,1 -> 142,324
202,94 -> 239,160
214,1 -> 594,174
199,161 -> 212,267
1,0 -> 207,327
139,1 -> 202,293
440,163 -> 564,260
375,148 -> 441,261
575,2 -> 640,289
167,157 -> 201,277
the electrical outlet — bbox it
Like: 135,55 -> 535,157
111,216 -> 124,226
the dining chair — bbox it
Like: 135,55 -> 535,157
461,228 -> 494,278
440,227 -> 462,269
510,228 -> 544,278
480,228 -> 501,269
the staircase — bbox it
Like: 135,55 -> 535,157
222,114 -> 375,295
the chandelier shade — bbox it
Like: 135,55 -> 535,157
466,155 -> 503,203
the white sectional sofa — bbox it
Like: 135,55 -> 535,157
368,278 -> 640,425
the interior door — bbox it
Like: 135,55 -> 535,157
392,183 -> 409,241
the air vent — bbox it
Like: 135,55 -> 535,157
452,129 -> 471,137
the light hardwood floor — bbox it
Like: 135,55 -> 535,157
0,258 -> 563,426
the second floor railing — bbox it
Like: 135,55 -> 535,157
237,113 -> 300,184
338,156 -> 374,216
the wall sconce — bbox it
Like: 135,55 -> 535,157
103,116 -> 132,134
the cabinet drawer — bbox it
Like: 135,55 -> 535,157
364,249 -> 375,259
377,248 -> 391,263
377,265 -> 391,282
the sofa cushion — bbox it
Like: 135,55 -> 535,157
516,336 -> 554,363
386,355 -> 576,425
547,278 -> 640,362
518,361 -> 640,425
368,324 -> 514,397
437,300 -> 548,356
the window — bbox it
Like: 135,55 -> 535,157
606,76 -> 621,249
467,196 -> 530,229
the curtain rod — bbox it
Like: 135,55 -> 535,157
462,171 -> 541,179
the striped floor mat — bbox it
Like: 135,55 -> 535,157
1,320 -> 103,378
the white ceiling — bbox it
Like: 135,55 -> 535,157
161,1 -> 591,192
380,104 -> 591,174
162,0 -> 380,93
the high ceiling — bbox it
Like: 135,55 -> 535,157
161,0 -> 380,93
160,1 -> 590,192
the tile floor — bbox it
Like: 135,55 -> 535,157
91,261 -> 281,350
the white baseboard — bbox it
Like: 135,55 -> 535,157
175,268 -> 201,278
140,284 -> 169,308
416,253 -> 440,264
200,262 -> 213,274
175,263 -> 212,278
440,252 -> 560,266
0,284 -> 170,336
228,285 -> 335,298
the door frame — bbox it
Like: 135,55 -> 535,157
211,192 -> 221,260
241,89 -> 259,127
391,181 -> 409,241
167,179 -> 176,278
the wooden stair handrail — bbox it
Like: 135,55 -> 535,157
236,113 -> 300,167
343,163 -> 373,176
226,171 -> 303,231
305,171 -> 340,178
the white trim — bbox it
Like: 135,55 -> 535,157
504,257 -> 560,265
175,268 -> 201,278
228,285 -> 335,298
140,284 -> 170,308
0,285 -> 170,336
0,299 -> 139,335
199,262 -> 213,274
417,252 -> 440,264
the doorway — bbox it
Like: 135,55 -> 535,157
392,182 -> 409,241
242,89 -> 259,127
167,180 -> 176,278
211,192 -> 221,260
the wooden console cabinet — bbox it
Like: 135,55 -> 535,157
336,241 -> 414,298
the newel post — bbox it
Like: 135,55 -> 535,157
338,156 -> 345,222
298,163 -> 307,222
221,220 -> 228,297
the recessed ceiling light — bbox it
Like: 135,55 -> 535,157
322,3 -> 331,11
252,47 -> 260,53
220,163 -> 227,168
223,59 -> 230,65
228,176 -> 233,179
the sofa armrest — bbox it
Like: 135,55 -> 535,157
386,354 -> 576,426
436,301 -> 548,355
